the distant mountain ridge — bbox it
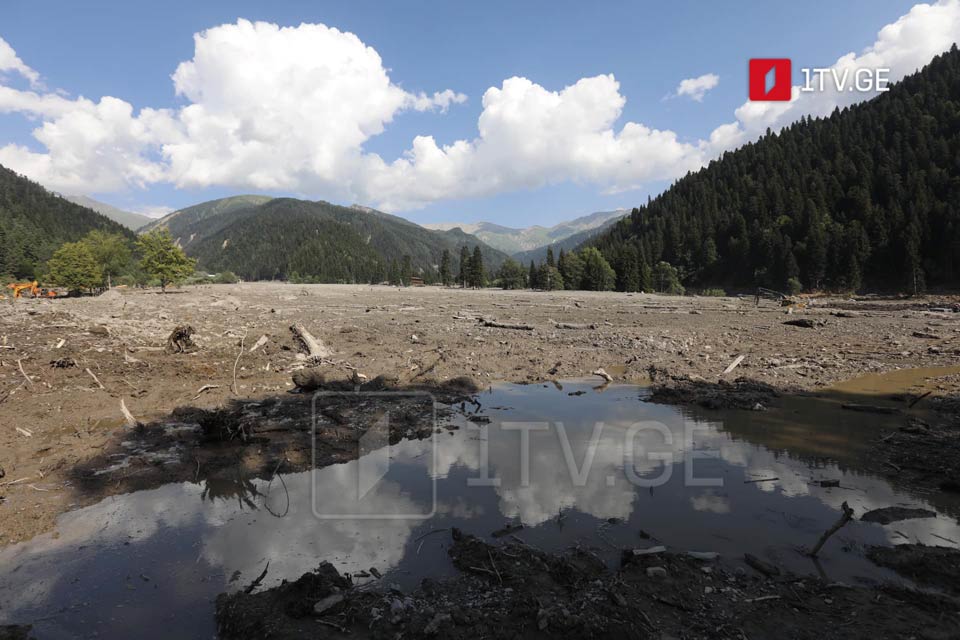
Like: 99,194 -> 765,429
513,212 -> 626,264
425,209 -> 626,255
62,195 -> 153,231
145,196 -> 509,282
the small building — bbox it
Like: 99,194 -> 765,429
409,276 -> 425,287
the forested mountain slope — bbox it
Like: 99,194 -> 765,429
0,165 -> 133,278
184,197 -> 508,282
591,45 -> 960,293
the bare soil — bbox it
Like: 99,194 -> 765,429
2,283 -> 959,546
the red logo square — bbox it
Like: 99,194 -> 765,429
749,58 -> 792,101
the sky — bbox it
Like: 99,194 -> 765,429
0,0 -> 957,227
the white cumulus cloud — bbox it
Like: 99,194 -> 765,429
673,73 -> 719,101
706,0 -> 960,153
0,2 -> 959,211
0,36 -> 40,87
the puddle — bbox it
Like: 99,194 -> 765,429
1,380 -> 958,638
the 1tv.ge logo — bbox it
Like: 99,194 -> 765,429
749,58 -> 890,102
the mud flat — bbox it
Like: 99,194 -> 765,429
1,284 -> 959,637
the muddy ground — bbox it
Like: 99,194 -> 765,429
1,283 -> 959,546
216,528 -> 960,640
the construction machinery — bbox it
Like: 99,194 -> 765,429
5,281 -> 56,299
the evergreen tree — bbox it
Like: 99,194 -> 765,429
439,249 -> 452,286
468,246 -> 485,288
458,246 -> 470,287
579,247 -> 616,291
560,251 -> 584,290
400,255 -> 413,286
587,47 -> 960,293
529,260 -> 539,289
546,246 -> 555,268
497,258 -> 526,289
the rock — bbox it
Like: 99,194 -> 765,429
292,368 -> 326,391
646,566 -> 667,578
783,318 -> 817,328
423,613 -> 452,635
861,507 -> 937,525
313,591 -> 344,615
744,553 -> 780,577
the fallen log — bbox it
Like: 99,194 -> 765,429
841,403 -> 900,415
553,321 -> 598,330
290,322 -> 332,359
479,318 -> 534,331
592,368 -> 614,382
744,553 -> 780,576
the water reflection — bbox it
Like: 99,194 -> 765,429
0,380 -> 957,639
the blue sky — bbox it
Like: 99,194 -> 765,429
0,0 -> 940,226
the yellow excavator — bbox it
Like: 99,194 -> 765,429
4,281 -> 57,299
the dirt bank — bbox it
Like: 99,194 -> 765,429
2,284 -> 959,545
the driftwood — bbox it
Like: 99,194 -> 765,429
783,318 -> 818,328
722,355 -> 745,375
592,368 -> 614,382
809,501 -> 854,557
744,553 -> 780,576
85,367 -> 105,390
193,384 -> 221,400
553,321 -> 598,330
478,318 -> 534,331
165,325 -> 197,354
841,403 -> 900,415
290,322 -> 332,359
232,331 -> 247,395
120,399 -> 141,428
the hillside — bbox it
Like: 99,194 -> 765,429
514,213 -> 625,264
589,46 -> 960,293
425,210 -> 625,255
0,165 -> 133,278
179,197 -> 509,282
139,195 -> 274,241
62,195 -> 152,230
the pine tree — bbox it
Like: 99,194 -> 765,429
529,260 -> 539,289
546,247 -> 555,268
439,249 -> 452,286
468,246 -> 485,288
458,246 -> 470,287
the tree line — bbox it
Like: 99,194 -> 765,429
590,45 -> 960,294
40,228 -> 199,294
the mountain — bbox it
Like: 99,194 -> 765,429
0,164 -> 133,278
139,194 -> 274,240
513,213 -> 625,264
425,210 -> 625,255
589,45 -> 960,293
62,195 -> 152,230
156,196 -> 509,282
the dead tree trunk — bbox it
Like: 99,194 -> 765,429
290,322 -> 332,360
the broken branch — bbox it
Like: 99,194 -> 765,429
808,501 -> 855,557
